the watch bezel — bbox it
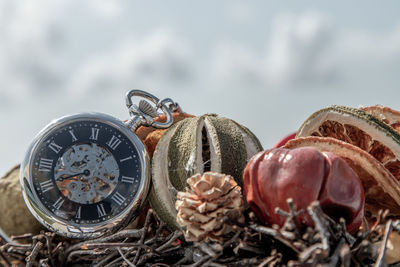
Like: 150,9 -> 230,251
20,112 -> 150,239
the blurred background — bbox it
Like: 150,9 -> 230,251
1,0 -> 400,175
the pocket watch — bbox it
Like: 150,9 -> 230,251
20,90 -> 177,239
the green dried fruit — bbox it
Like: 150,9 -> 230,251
149,114 -> 262,229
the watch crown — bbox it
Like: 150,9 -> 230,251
138,100 -> 158,118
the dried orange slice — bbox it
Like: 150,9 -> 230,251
360,105 -> 400,133
297,105 -> 400,182
284,137 -> 400,216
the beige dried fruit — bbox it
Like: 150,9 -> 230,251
385,230 -> 400,264
0,165 -> 43,237
374,229 -> 400,264
175,172 -> 244,243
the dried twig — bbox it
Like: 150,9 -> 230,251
117,247 -> 136,267
11,233 -> 34,241
133,209 -> 153,264
155,231 -> 182,252
0,250 -> 11,267
308,201 -> 330,252
1,203 -> 397,266
26,241 -> 43,267
44,232 -> 55,266
249,224 -> 300,254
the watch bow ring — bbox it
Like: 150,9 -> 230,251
20,89 -> 176,239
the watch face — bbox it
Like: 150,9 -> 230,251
21,113 -> 149,237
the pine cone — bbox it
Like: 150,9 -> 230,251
175,172 -> 245,243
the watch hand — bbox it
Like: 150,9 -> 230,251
57,173 -> 84,182
57,169 -> 90,181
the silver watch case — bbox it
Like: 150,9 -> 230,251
20,112 -> 150,239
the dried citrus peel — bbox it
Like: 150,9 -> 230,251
361,105 -> 400,133
297,106 -> 400,181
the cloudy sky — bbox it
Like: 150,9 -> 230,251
1,0 -> 400,175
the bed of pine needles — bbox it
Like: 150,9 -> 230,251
0,200 -> 399,267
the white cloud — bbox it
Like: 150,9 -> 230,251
334,26 -> 400,65
67,29 -> 192,98
265,12 -> 335,86
0,0 -> 67,102
0,1 -> 400,177
211,12 -> 337,89
0,0 -> 192,104
212,42 -> 263,87
88,0 -> 124,19
211,12 -> 400,91
226,2 -> 254,24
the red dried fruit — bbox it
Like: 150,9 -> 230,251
243,147 -> 365,233
284,137 -> 400,217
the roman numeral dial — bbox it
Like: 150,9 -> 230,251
39,180 -> 54,193
53,197 -> 65,210
32,119 -> 143,225
106,135 -> 121,150
38,158 -> 53,172
89,127 -> 100,140
48,141 -> 62,154
121,176 -> 136,184
69,130 -> 78,142
97,203 -> 106,217
111,192 -> 126,206
75,206 -> 81,219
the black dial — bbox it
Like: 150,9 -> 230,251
31,120 -> 141,225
